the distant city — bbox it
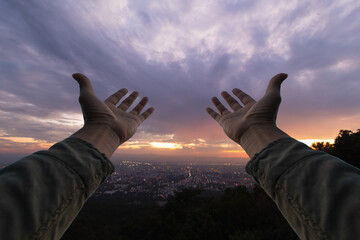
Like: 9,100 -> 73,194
94,161 -> 255,204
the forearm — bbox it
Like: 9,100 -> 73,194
71,124 -> 120,158
0,138 -> 114,240
246,138 -> 360,240
239,124 -> 289,158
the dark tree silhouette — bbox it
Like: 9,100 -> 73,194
62,186 -> 299,240
311,141 -> 333,153
312,129 -> 360,168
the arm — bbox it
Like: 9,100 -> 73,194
206,73 -> 360,240
246,137 -> 360,240
0,138 -> 113,240
0,73 -> 154,240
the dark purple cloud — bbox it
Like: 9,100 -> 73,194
0,0 -> 360,159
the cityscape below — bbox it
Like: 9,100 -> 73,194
94,161 -> 256,205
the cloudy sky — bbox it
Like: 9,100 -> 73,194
1,0 -> 359,164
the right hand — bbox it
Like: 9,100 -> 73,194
206,73 -> 288,145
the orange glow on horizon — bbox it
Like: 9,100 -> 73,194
0,136 -> 54,153
1,137 -> 38,143
222,150 -> 245,153
0,133 -> 341,160
150,142 -> 183,149
219,150 -> 248,158
299,139 -> 334,147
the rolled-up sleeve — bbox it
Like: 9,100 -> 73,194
246,137 -> 360,240
0,137 -> 114,240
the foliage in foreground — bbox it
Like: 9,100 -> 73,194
62,186 -> 298,240
312,129 -> 360,168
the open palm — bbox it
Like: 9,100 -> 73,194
207,73 -> 288,144
73,73 -> 154,144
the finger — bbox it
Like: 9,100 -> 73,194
265,73 -> 288,94
139,107 -> 154,122
130,97 -> 149,114
105,88 -> 128,105
72,73 -> 95,94
118,91 -> 139,111
206,107 -> 221,122
232,88 -> 255,105
212,97 -> 230,115
221,91 -> 242,111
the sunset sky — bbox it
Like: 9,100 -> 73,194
1,0 -> 359,164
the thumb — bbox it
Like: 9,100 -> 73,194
265,73 -> 288,95
72,73 -> 95,94
264,73 -> 288,122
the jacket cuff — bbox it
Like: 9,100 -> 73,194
44,137 -> 114,197
245,137 -> 321,198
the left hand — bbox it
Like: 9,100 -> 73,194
71,73 -> 154,157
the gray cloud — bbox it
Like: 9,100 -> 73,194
0,0 -> 360,156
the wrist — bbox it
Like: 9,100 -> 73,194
71,124 -> 121,158
239,124 -> 289,158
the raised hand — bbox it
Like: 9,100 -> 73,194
71,73 -> 154,157
206,73 -> 289,158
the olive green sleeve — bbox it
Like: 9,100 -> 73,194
246,137 -> 360,240
0,137 -> 114,240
